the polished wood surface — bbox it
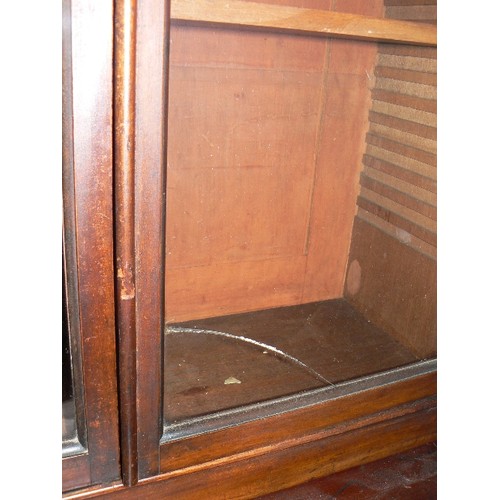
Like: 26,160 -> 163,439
134,0 -> 170,480
113,0 -> 139,487
64,400 -> 436,499
64,0 -> 438,495
171,0 -> 437,45
63,0 -> 121,490
259,442 -> 436,499
160,371 -> 435,473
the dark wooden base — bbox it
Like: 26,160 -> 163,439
259,441 -> 437,499
65,392 -> 436,499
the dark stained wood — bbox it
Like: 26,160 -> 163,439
63,402 -> 436,499
259,442 -> 437,499
345,218 -> 436,357
385,0 -> 436,5
171,0 -> 437,46
386,5 -> 436,22
62,454 -> 91,493
160,371 -> 435,473
63,0 -> 121,489
164,299 -> 417,422
134,0 -> 169,480
64,0 -> 438,495
62,0 -> 87,460
113,0 -> 138,487
378,42 -> 437,59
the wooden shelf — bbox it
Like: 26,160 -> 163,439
171,0 -> 437,46
164,299 -> 419,423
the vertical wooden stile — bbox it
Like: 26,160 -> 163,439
113,0 -> 138,487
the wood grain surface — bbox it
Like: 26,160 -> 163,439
165,0 -> 385,321
171,0 -> 436,45
63,0 -> 121,490
164,299 -> 418,422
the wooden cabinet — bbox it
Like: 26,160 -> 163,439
63,0 -> 436,497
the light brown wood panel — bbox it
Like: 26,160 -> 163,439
345,217 -> 436,357
171,0 -> 436,45
301,0 -> 383,302
169,0 -> 330,72
166,164 -> 313,268
166,0 -> 385,320
166,256 -> 307,322
302,72 -> 374,302
166,67 -> 321,172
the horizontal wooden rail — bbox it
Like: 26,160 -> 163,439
171,0 -> 436,47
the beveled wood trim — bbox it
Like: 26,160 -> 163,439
171,0 -> 437,46
134,0 -> 170,480
63,454 -> 91,493
64,0 -> 121,489
63,401 -> 436,499
113,0 -> 139,487
160,367 -> 436,472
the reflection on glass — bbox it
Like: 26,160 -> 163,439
62,258 -> 77,443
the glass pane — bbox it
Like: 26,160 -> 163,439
163,26 -> 436,429
62,256 -> 78,443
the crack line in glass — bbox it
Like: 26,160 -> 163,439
165,325 -> 333,386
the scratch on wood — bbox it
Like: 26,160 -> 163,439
166,325 -> 333,386
117,266 -> 135,300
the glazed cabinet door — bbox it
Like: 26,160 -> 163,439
62,0 -> 121,492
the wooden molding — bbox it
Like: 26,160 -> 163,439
64,398 -> 436,499
171,0 -> 437,46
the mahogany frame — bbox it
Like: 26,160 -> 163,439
63,0 -> 437,496
62,0 -> 121,492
